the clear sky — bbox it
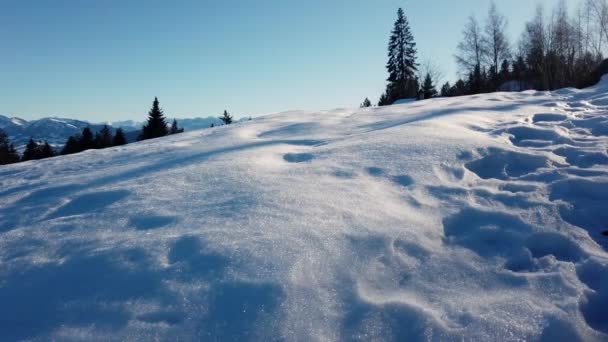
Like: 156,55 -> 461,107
0,0 -> 584,121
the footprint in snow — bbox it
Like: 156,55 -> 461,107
47,190 -> 130,219
130,215 -> 177,231
366,167 -> 414,187
283,153 -> 314,163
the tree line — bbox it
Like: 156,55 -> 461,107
0,130 -> 59,164
0,95 -> 240,166
0,97 -> 184,165
362,0 -> 607,107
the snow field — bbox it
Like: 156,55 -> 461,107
0,79 -> 608,340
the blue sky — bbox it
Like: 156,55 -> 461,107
0,0 -> 584,121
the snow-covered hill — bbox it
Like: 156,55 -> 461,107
1,80 -> 607,341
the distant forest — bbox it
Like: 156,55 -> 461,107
368,0 -> 608,107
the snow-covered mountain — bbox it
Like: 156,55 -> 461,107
0,80 -> 607,341
0,116 -> 110,148
0,115 -> 227,149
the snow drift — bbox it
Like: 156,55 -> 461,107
1,80 -> 607,341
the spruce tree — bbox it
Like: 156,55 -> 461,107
468,64 -> 485,94
380,8 -> 418,105
487,65 -> 499,92
80,127 -> 95,151
21,138 -> 39,161
39,141 -> 55,159
220,110 -> 233,125
61,136 -> 81,155
0,128 -> 7,146
360,98 -> 372,108
512,56 -> 527,90
500,59 -> 511,84
140,97 -> 169,140
453,79 -> 468,96
96,125 -> 113,148
169,119 -> 184,134
112,128 -> 127,146
0,129 -> 20,165
421,73 -> 438,99
5,144 -> 20,164
440,82 -> 452,97
0,129 -> 10,164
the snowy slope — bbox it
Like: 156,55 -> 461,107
1,80 -> 607,341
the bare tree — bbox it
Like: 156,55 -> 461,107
521,5 -> 549,89
483,2 -> 511,72
417,59 -> 445,89
588,0 -> 608,47
455,15 -> 486,74
548,0 -> 578,87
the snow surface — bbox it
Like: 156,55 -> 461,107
1,81 -> 608,341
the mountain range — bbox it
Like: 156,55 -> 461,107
0,115 -> 228,149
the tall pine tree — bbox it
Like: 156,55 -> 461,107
500,59 -> 511,84
39,141 -> 55,159
140,97 -> 169,140
112,128 -> 128,146
421,73 -> 438,99
440,82 -> 452,97
95,125 -> 113,148
5,144 -> 20,164
61,136 -> 81,155
379,8 -> 418,105
0,129 -> 20,165
21,138 -> 39,161
80,127 -> 95,151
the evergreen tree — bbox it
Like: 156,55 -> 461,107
500,59 -> 511,83
140,97 -> 169,140
378,92 -> 389,106
61,136 -> 81,155
0,129 -> 20,165
220,110 -> 233,125
21,138 -> 39,161
5,144 -> 20,164
487,65 -> 500,92
169,119 -> 184,134
421,73 -> 438,99
440,82 -> 452,97
112,128 -> 128,146
0,128 -> 7,147
512,56 -> 528,89
468,64 -> 486,94
453,79 -> 468,96
360,97 -> 372,108
380,8 -> 418,105
80,127 -> 95,151
95,125 -> 113,148
39,141 -> 55,159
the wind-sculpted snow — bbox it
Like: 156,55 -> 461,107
1,83 -> 608,341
